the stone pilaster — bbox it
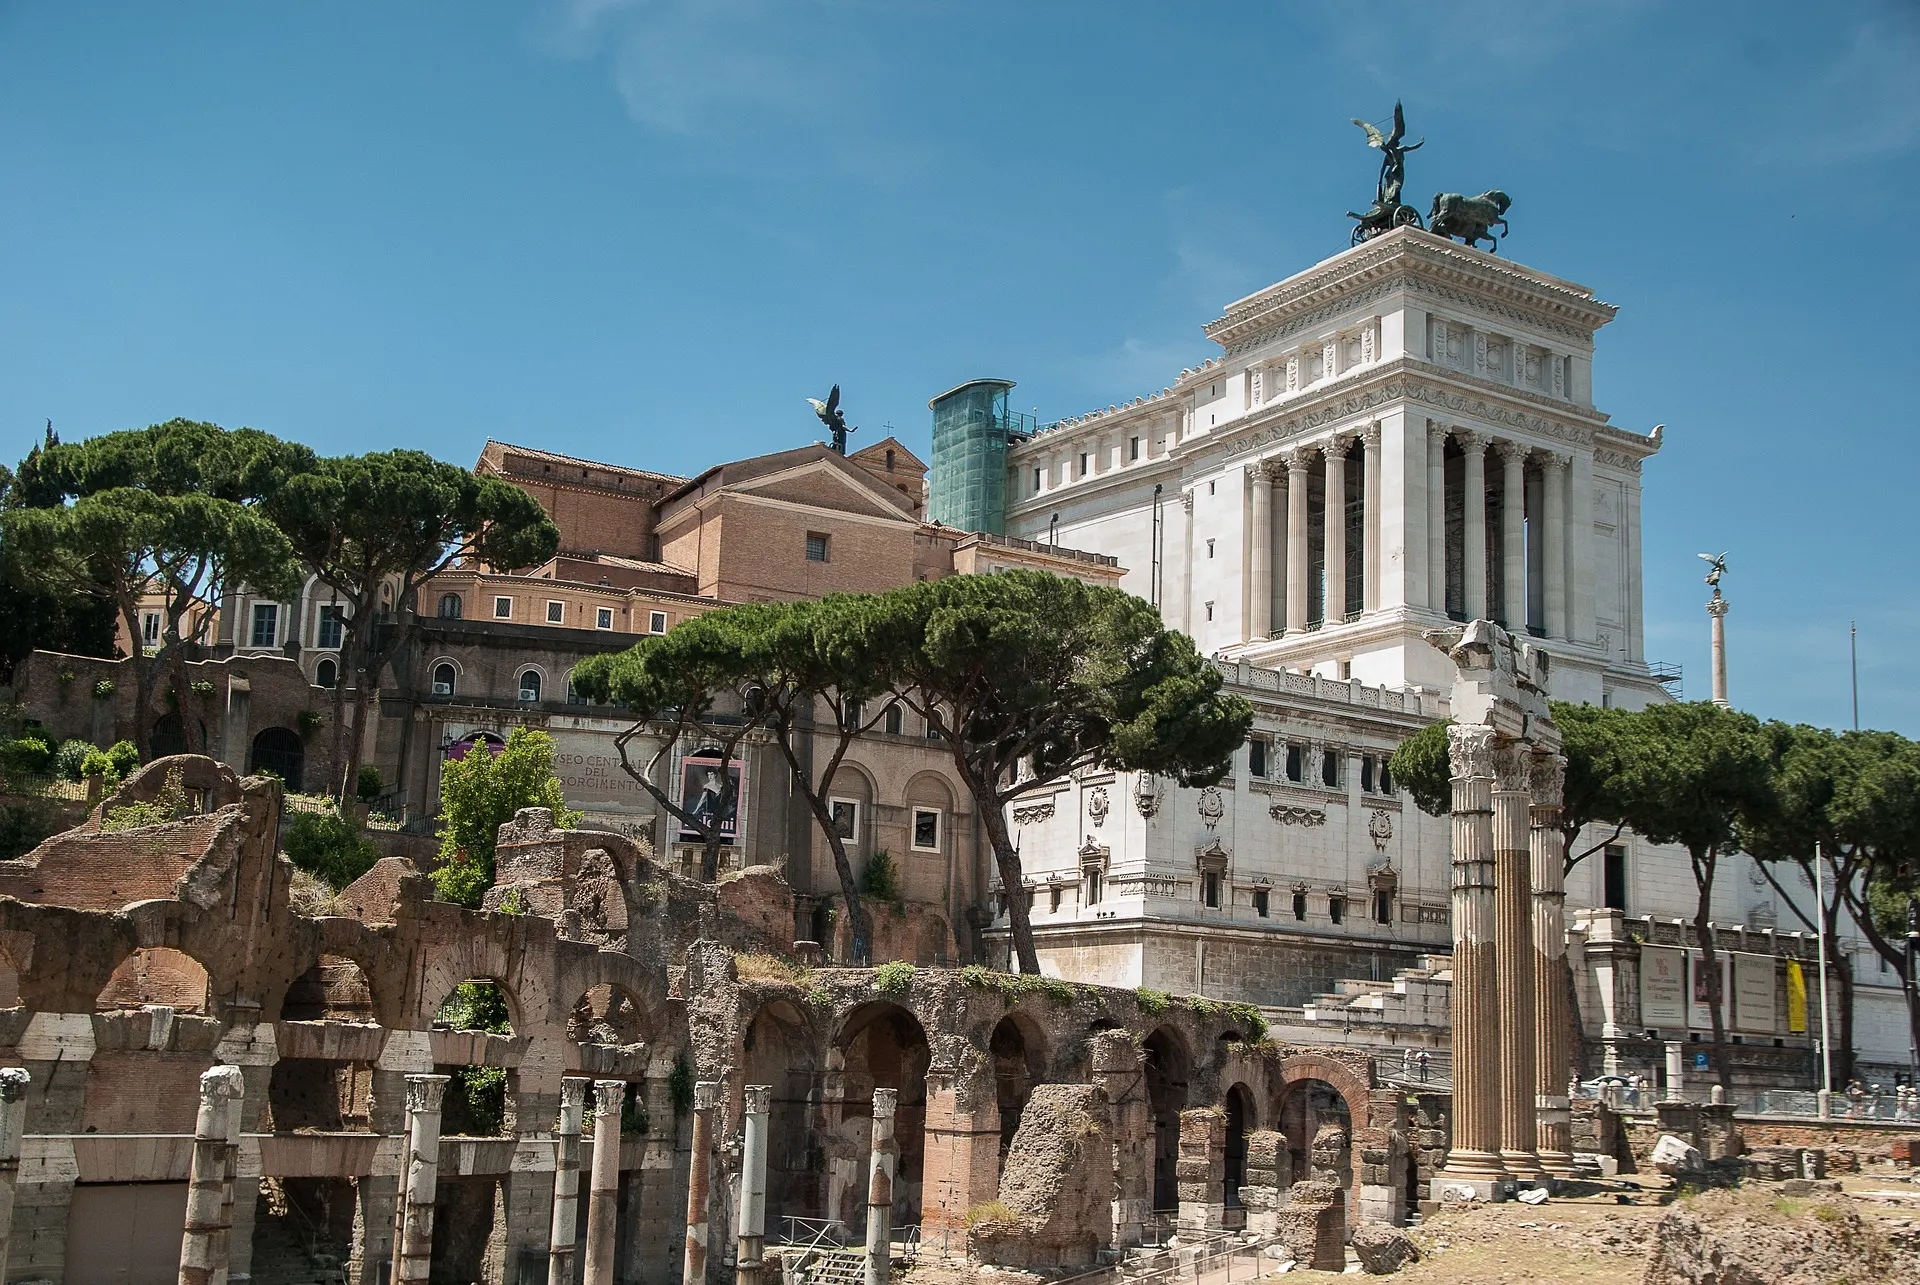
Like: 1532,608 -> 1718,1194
1362,421 -> 1382,613
738,1085 -> 771,1285
1285,448 -> 1312,634
1324,436 -> 1351,622
1497,441 -> 1528,630
1238,1130 -> 1289,1236
1493,739 -> 1541,1178
180,1065 -> 244,1285
865,1088 -> 898,1285
1437,724 -> 1503,1185
393,1073 -> 449,1285
1248,462 -> 1274,639
1540,453 -> 1568,639
917,1066 -> 999,1257
1530,754 -> 1576,1175
1089,1030 -> 1150,1248
1427,423 -> 1449,613
550,1077 -> 588,1285
1175,1107 -> 1225,1234
0,1067 -> 26,1273
1459,433 -> 1489,621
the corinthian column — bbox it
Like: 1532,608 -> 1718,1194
590,1079 -> 629,1285
1361,422 -> 1382,614
1530,753 -> 1576,1175
1460,433 -> 1489,620
1437,725 -> 1502,1184
1497,441 -> 1529,631
1427,424 -> 1448,613
1493,739 -> 1541,1178
1540,453 -> 1568,639
866,1088 -> 899,1285
1285,448 -> 1312,634
393,1073 -> 449,1285
180,1065 -> 245,1285
1324,436 -> 1351,623
550,1077 -> 588,1285
738,1084 -> 773,1285
1248,462 -> 1274,639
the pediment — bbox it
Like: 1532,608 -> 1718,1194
731,459 -> 916,521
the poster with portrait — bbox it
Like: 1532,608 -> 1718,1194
1688,953 -> 1730,1032
676,752 -> 745,846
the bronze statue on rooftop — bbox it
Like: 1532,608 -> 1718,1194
1429,189 -> 1512,253
1347,101 -> 1426,245
807,384 -> 856,455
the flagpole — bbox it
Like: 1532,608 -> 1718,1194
1815,841 -> 1834,1119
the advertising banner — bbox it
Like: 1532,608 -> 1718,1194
1786,959 -> 1808,1034
676,752 -> 745,846
1641,945 -> 1687,1029
1689,953 -> 1730,1031
1733,952 -> 1778,1033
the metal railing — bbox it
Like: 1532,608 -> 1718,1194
777,1216 -> 853,1251
1049,1227 -> 1269,1285
1576,1082 -> 1920,1124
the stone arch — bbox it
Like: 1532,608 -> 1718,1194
1224,1082 -> 1256,1211
988,1012 -> 1048,1159
514,664 -> 546,703
280,954 -> 374,1022
1143,1025 -> 1192,1212
151,712 -> 209,760
744,997 -> 825,1228
1272,1054 -> 1370,1201
96,945 -> 211,1013
566,981 -> 650,1046
431,975 -> 519,1035
249,726 -> 305,792
429,656 -> 462,697
831,1001 -> 930,1232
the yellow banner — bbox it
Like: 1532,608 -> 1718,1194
1786,959 -> 1808,1034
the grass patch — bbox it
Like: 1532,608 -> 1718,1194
965,1201 -> 1018,1228
958,964 -> 1078,1005
1134,987 -> 1172,1015
736,953 -> 812,986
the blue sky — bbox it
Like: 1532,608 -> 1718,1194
3,2 -> 1916,733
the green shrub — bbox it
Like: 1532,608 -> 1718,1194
79,740 -> 135,783
1,736 -> 53,777
189,680 -> 216,697
53,739 -> 97,780
0,800 -> 60,860
959,964 -> 1077,1005
874,961 -> 915,995
433,727 -> 578,907
355,766 -> 383,803
101,767 -> 190,831
431,853 -> 493,909
106,740 -> 139,777
91,679 -> 115,701
296,710 -> 323,737
284,810 -> 380,892
860,849 -> 901,903
1134,987 -> 1172,1016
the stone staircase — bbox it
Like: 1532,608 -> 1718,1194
799,1247 -> 869,1285
249,1208 -> 348,1285
1299,954 -> 1453,1030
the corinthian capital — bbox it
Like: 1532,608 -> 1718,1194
1283,445 -> 1315,475
1530,752 -> 1567,808
1537,449 -> 1570,475
405,1073 -> 450,1114
1446,723 -> 1496,781
1492,738 -> 1533,791
1361,420 -> 1383,450
1455,429 -> 1489,457
1495,438 -> 1531,465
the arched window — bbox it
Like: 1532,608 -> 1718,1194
565,673 -> 586,706
437,593 -> 463,619
433,663 -> 456,696
315,658 -> 337,689
518,669 -> 541,702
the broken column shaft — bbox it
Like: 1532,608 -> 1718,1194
1438,724 -> 1503,1184
737,1084 -> 771,1285
550,1077 -> 588,1285
866,1088 -> 899,1285
392,1073 -> 450,1285
1530,752 -> 1576,1175
586,1079 -> 628,1285
681,1080 -> 717,1285
0,1068 -> 29,1274
179,1064 -> 245,1285
1493,740 -> 1541,1178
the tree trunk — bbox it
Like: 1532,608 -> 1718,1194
807,796 -> 871,966
117,597 -> 154,763
980,796 -> 1039,974
1690,844 -> 1734,1093
1822,887 -> 1858,1087
162,627 -> 201,756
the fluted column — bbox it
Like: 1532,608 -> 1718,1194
180,1066 -> 244,1285
1361,422 -> 1382,613
0,1067 -> 27,1271
589,1079 -> 628,1285
1324,435 -> 1350,623
1427,423 -> 1448,613
678,1080 -> 714,1285
550,1077 -> 588,1285
1540,453 -> 1568,639
1284,448 -> 1312,634
1438,725 -> 1502,1182
738,1085 -> 772,1285
1530,753 -> 1575,1175
866,1088 -> 899,1285
1460,433 -> 1489,620
392,1073 -> 449,1285
1493,739 -> 1540,1178
1248,463 -> 1273,639
1498,441 -> 1529,631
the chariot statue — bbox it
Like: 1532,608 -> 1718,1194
1429,190 -> 1512,252
1347,101 -> 1426,245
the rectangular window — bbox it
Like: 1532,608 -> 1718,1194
249,603 -> 278,648
1085,870 -> 1103,905
1130,436 -> 1141,461
546,600 -> 565,624
1202,872 -> 1221,909
1050,885 -> 1063,913
596,607 -> 615,630
493,596 -> 513,619
1292,890 -> 1308,920
1374,890 -> 1392,924
912,809 -> 941,852
805,532 -> 830,563
1322,749 -> 1340,788
1253,888 -> 1270,918
829,799 -> 858,843
1286,744 -> 1304,782
1379,763 -> 1393,795
649,610 -> 668,634
884,704 -> 903,735
1603,845 -> 1629,912
1034,467 -> 1044,494
141,613 -> 161,646
316,604 -> 345,650
1329,896 -> 1345,925
1078,452 -> 1089,477
1360,756 -> 1375,793
1248,738 -> 1268,778
841,698 -> 864,731
926,711 -> 941,740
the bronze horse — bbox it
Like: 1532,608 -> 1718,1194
1429,190 -> 1511,252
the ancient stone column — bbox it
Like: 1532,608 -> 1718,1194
738,1085 -> 772,1285
1708,590 -> 1730,707
865,1088 -> 899,1285
1362,421 -> 1382,613
549,1077 -> 588,1285
1324,436 -> 1350,623
1176,1106 -> 1226,1234
0,1067 -> 27,1271
180,1065 -> 244,1285
1493,739 -> 1541,1178
1427,423 -> 1449,613
392,1073 -> 449,1285
1540,453 -> 1568,639
1089,1030 -> 1150,1247
1437,724 -> 1503,1184
588,1079 -> 629,1285
1530,753 -> 1576,1175
1249,461 -> 1273,640
1460,433 -> 1489,621
1497,441 -> 1528,630
1285,448 -> 1312,634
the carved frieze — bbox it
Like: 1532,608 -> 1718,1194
1269,803 -> 1327,827
1011,802 -> 1055,826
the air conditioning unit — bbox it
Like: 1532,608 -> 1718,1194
434,681 -> 452,696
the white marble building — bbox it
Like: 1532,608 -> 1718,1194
972,227 -> 1911,1087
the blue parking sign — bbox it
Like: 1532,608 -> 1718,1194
1692,1052 -> 1709,1070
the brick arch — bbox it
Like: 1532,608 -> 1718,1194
1273,1052 -> 1372,1133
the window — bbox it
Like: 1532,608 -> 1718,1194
315,658 -> 337,689
912,809 -> 941,852
1329,896 -> 1345,925
1374,890 -> 1393,924
1208,480 -> 1215,495
493,596 -> 513,619
926,711 -> 942,740
141,613 -> 160,646
1130,436 -> 1141,461
649,611 -> 668,634
1206,539 -> 1215,558
1360,756 -> 1375,793
1202,872 -> 1221,909
1253,888 -> 1270,918
1205,601 -> 1214,621
1292,891 -> 1308,920
1248,738 -> 1268,778
1379,763 -> 1393,795
805,533 -> 830,563
1050,885 -> 1063,913
830,799 -> 858,842
1085,869 -> 1103,906
1322,749 -> 1340,788
885,449 -> 895,471
1286,744 -> 1304,782
437,593 -> 463,620
546,600 -> 565,624
1033,467 -> 1044,494
1340,660 -> 1353,680
1603,845 -> 1629,912
518,670 -> 541,702
884,704 -> 903,735
566,674 -> 587,705
596,607 -> 615,630
250,603 -> 278,648
432,663 -> 456,696
313,604 -> 344,650
841,698 -> 864,731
